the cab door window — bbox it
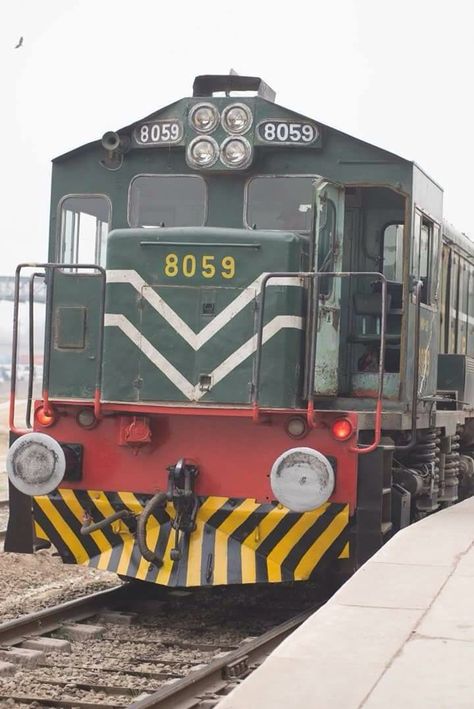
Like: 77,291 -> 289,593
412,210 -> 434,304
382,223 -> 404,281
59,195 -> 111,266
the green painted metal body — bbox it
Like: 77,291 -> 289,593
45,82 -> 446,423
103,227 -> 305,406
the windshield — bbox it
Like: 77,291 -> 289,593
246,176 -> 314,231
129,175 -> 206,227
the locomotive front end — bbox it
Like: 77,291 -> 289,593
6,74 -> 379,587
9,219 -> 354,585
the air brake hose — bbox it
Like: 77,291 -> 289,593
80,509 -> 132,535
136,491 -> 168,567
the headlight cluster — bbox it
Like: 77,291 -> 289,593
187,102 -> 253,170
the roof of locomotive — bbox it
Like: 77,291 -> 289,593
53,75 -> 414,169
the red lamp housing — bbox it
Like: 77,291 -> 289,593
331,417 -> 354,441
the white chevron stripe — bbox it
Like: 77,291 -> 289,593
208,315 -> 303,391
104,314 -> 195,399
107,270 -> 303,351
105,313 -> 303,401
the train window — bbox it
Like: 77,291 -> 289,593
59,195 -> 111,267
318,199 -> 336,296
246,176 -> 314,231
412,211 -> 433,304
382,224 -> 404,281
431,223 -> 440,303
129,175 -> 206,227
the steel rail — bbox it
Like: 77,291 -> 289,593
0,584 -> 127,645
130,606 -> 319,709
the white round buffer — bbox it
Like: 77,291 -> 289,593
270,447 -> 335,512
7,432 -> 66,496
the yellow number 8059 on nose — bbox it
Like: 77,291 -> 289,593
164,254 -> 235,279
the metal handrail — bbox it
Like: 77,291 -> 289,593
253,270 -> 388,454
10,263 -> 106,435
26,272 -> 45,429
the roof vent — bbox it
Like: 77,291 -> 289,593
193,74 -> 276,102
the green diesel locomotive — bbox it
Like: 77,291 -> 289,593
5,74 -> 474,587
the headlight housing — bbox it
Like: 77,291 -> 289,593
220,136 -> 252,169
187,136 -> 219,168
270,447 -> 335,512
7,432 -> 66,495
222,103 -> 252,134
190,103 -> 219,133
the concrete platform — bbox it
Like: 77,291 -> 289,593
218,498 -> 474,709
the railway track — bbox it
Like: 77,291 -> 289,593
0,580 -> 323,707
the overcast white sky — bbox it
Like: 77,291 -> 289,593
1,0 -> 473,275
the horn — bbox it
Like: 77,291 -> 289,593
101,131 -> 121,151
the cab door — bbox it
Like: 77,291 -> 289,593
312,179 -> 345,396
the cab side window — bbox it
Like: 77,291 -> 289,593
59,195 -> 111,267
382,223 -> 404,281
412,211 -> 435,304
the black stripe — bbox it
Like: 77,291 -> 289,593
308,526 -> 350,579
125,539 -> 143,579
226,507 -> 268,585
52,494 -> 102,561
102,490 -> 136,574
74,490 -> 123,573
32,500 -> 80,563
254,509 -> 301,583
200,500 -> 235,586
280,504 -> 345,580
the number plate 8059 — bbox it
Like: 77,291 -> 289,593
258,121 -> 318,145
134,120 -> 183,146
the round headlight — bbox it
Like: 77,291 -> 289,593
187,136 -> 219,168
222,103 -> 252,134
270,447 -> 335,512
7,432 -> 66,496
220,137 -> 252,169
190,103 -> 219,133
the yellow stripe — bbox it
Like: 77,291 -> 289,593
155,526 -> 177,585
58,489 -> 112,571
213,500 -> 258,585
116,535 -> 136,576
241,506 -> 289,584
266,506 -> 328,582
35,496 -> 89,564
117,491 -> 143,515
293,507 -> 349,579
34,520 -> 48,541
88,491 -> 136,575
117,492 -> 150,580
186,497 -> 226,587
338,541 -> 350,559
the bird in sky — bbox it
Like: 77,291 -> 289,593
14,36 -> 23,49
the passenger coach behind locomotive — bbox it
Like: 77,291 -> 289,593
6,75 -> 474,587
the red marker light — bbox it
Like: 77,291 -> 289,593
35,406 -> 56,428
331,418 -> 353,441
